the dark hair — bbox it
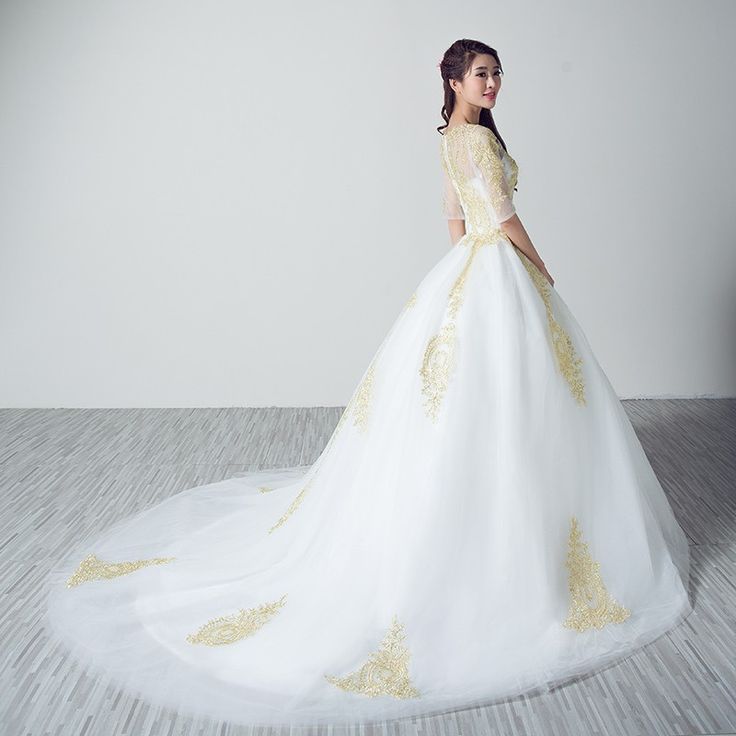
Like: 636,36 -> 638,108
438,39 -> 509,154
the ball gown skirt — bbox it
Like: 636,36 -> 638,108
43,123 -> 692,727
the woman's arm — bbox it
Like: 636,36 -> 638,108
500,214 -> 554,287
447,218 -> 466,246
466,127 -> 555,287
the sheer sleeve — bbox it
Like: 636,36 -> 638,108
471,127 -> 516,224
441,159 -> 465,220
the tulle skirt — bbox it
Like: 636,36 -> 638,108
44,233 -> 692,727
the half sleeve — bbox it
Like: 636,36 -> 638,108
472,129 -> 516,224
441,161 -> 465,220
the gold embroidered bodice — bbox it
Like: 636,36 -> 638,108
440,123 -> 519,237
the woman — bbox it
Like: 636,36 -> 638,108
44,38 -> 692,728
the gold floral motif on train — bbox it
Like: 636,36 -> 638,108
324,614 -> 421,698
352,361 -> 375,432
564,516 -> 631,631
66,553 -> 175,588
186,594 -> 287,646
269,475 -> 315,533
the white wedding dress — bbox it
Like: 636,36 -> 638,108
44,122 -> 692,728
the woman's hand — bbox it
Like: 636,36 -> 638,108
500,215 -> 553,287
540,264 -> 555,287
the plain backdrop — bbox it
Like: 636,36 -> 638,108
1,0 -> 734,408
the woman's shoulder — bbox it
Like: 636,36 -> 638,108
459,125 -> 504,164
444,123 -> 501,150
440,124 -> 509,170
443,122 -> 488,136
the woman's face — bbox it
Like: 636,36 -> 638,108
452,53 -> 502,109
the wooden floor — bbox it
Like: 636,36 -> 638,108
1,400 -> 734,736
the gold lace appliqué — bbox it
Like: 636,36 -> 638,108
324,615 -> 421,698
563,516 -> 631,631
516,250 -> 586,405
268,475 -> 315,533
473,131 -> 517,218
352,361 -> 375,432
258,485 -> 274,493
186,594 -> 288,646
420,322 -> 457,422
420,234 -> 493,422
66,553 -> 175,588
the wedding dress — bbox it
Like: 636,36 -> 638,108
44,122 -> 692,728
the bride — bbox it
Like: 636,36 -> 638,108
44,38 -> 692,728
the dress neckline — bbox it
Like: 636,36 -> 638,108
442,122 -> 505,153
443,121 -> 481,136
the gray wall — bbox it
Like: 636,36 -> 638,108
1,0 -> 734,407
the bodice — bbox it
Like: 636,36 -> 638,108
440,123 -> 519,240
